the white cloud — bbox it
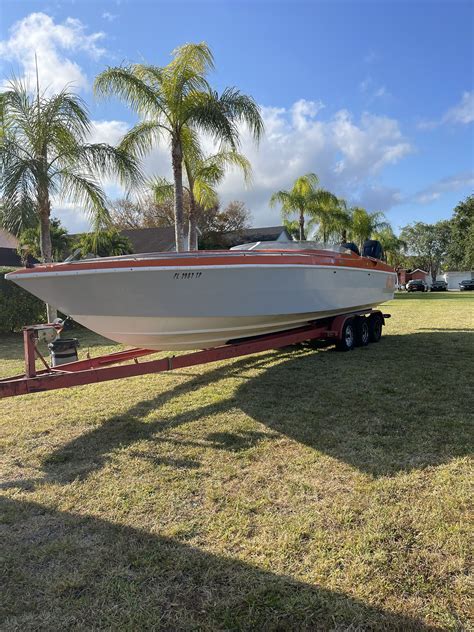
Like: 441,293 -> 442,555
413,171 -> 474,204
359,76 -> 390,100
418,91 -> 474,130
215,102 -> 413,224
89,119 -> 130,145
0,12 -> 105,94
102,12 -> 118,22
374,86 -> 389,98
50,101 -> 414,230
443,91 -> 474,125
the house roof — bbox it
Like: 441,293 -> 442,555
71,225 -> 291,255
120,225 -> 291,252
120,227 -> 179,253
0,229 -> 19,249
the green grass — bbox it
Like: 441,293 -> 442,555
1,293 -> 473,630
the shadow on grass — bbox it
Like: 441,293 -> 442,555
2,353 -> 282,489
3,330 -> 473,487
0,495 -> 438,630
237,331 -> 473,476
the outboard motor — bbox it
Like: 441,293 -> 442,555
362,239 -> 384,261
341,242 -> 360,256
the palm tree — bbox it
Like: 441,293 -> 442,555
18,218 -> 71,263
270,173 -> 320,241
0,81 -> 141,320
333,198 -> 353,242
307,189 -> 342,243
349,207 -> 390,251
95,43 -> 263,251
373,226 -> 407,266
151,146 -> 251,249
74,229 -> 133,258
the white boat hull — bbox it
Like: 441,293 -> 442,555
9,263 -> 396,349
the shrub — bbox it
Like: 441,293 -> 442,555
0,267 -> 46,333
73,229 -> 133,257
18,218 -> 71,263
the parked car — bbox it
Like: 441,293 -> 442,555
459,279 -> 474,291
431,280 -> 448,292
406,279 -> 430,292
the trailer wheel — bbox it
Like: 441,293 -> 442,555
355,317 -> 370,346
368,313 -> 383,343
336,319 -> 355,351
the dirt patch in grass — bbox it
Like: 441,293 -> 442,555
1,293 -> 473,630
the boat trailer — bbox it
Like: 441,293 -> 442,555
0,309 -> 390,399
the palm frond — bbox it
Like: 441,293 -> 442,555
150,176 -> 175,204
78,143 -> 143,189
217,87 -> 264,143
94,66 -> 166,120
119,121 -> 168,160
58,170 -> 111,231
193,178 -> 219,210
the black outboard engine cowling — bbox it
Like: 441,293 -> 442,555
362,239 -> 385,261
341,242 -> 360,256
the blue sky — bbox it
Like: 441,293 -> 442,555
1,0 -> 473,233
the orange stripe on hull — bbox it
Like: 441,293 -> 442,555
9,250 -> 395,275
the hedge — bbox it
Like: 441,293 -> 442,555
0,267 -> 47,333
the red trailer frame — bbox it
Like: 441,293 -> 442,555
0,309 -> 389,399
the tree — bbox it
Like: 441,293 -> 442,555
95,43 -> 263,252
333,198 -> 353,242
400,221 -> 451,281
73,229 -> 133,258
372,226 -> 407,267
309,192 -> 348,243
349,208 -> 390,251
0,197 -> 37,236
18,218 -> 71,263
444,195 -> 474,271
198,200 -> 252,249
110,195 -> 181,229
0,81 -> 141,320
270,173 -> 320,240
282,219 -> 300,240
152,148 -> 251,249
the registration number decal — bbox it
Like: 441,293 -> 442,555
173,271 -> 202,280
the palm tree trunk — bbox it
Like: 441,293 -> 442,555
172,138 -> 186,252
341,228 -> 347,243
299,209 -> 305,241
38,187 -> 57,322
188,194 -> 198,251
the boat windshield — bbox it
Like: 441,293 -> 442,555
230,241 -> 350,253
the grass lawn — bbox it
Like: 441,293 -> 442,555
1,293 -> 473,630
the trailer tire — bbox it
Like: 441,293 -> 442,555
355,317 -> 370,346
336,319 -> 355,351
368,313 -> 383,343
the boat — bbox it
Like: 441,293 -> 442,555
5,241 -> 397,350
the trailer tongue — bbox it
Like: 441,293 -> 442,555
0,310 -> 390,399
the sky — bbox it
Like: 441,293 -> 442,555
0,0 -> 473,233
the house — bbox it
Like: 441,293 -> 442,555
396,268 -> 430,287
120,227 -> 184,253
0,229 -> 22,267
442,270 -> 474,290
118,225 -> 292,253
